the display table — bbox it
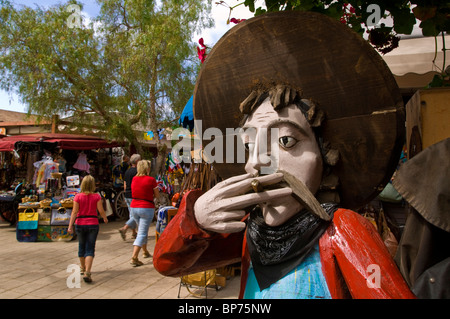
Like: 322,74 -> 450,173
17,200 -> 74,242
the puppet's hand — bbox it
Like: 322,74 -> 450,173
193,172 -> 292,233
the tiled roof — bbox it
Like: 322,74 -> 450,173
0,109 -> 42,125
0,109 -> 33,122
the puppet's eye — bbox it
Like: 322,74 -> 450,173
279,136 -> 297,149
244,142 -> 254,152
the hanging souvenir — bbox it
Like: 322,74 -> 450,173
73,152 -> 90,172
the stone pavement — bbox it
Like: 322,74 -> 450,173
0,218 -> 241,299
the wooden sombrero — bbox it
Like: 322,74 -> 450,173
193,11 -> 405,210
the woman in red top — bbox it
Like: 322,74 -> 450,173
68,175 -> 108,283
129,160 -> 160,266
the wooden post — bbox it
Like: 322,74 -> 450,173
51,114 -> 59,133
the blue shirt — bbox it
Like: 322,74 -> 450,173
244,243 -> 331,299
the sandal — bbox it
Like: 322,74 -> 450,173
118,228 -> 127,241
83,272 -> 92,283
80,267 -> 85,275
130,257 -> 143,267
143,251 -> 151,258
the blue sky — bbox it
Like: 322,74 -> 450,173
0,0 -> 255,113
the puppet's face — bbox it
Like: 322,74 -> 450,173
241,98 -> 323,226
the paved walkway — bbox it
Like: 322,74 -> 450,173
0,218 -> 240,299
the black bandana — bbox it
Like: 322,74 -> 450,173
246,203 -> 337,291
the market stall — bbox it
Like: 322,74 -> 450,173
0,133 -> 121,238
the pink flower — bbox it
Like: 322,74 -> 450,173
197,38 -> 208,63
340,3 -> 357,24
230,18 -> 245,24
197,46 -> 207,63
198,38 -> 206,49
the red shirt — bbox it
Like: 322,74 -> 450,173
74,193 -> 101,225
131,175 -> 157,208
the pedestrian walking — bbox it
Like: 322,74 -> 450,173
118,153 -> 141,240
129,160 -> 160,266
68,175 -> 108,283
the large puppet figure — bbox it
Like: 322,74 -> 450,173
153,11 -> 415,299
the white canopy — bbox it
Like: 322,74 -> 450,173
382,35 -> 449,89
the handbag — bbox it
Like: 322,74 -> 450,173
16,229 -> 38,242
17,208 -> 39,230
362,205 -> 398,258
37,225 -> 52,242
38,207 -> 52,225
378,207 -> 398,258
51,207 -> 72,226
17,208 -> 38,242
51,226 -> 73,242
102,198 -> 114,217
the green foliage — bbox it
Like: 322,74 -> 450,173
240,0 -> 449,86
242,1 -> 449,55
0,0 -> 213,153
413,1 -> 450,36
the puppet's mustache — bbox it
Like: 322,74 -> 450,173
249,170 -> 331,222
